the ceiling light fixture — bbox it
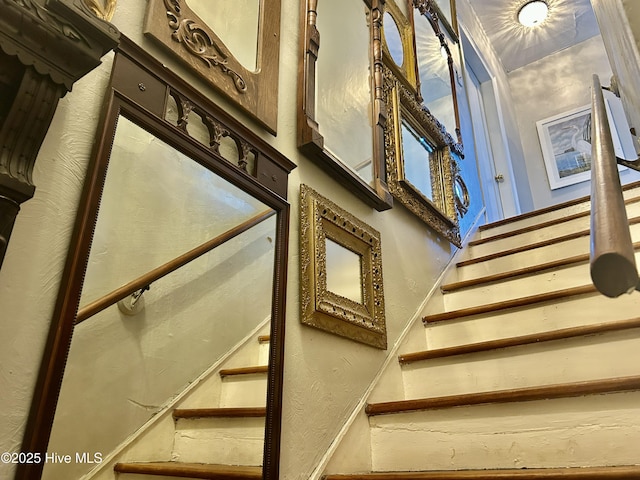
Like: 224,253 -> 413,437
517,1 -> 549,27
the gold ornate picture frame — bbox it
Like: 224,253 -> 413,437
383,66 -> 462,247
300,185 -> 387,349
144,0 -> 281,134
382,0 -> 419,93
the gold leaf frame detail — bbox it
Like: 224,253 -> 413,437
383,66 -> 461,247
83,0 -> 117,21
300,185 -> 387,349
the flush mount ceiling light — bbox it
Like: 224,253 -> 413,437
518,1 -> 549,27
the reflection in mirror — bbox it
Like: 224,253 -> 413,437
401,119 -> 436,201
325,238 -> 363,304
383,11 -> 404,68
414,13 -> 457,137
44,116 -> 277,479
187,0 -> 260,70
316,0 -> 374,184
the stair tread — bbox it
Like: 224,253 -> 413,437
174,407 -> 266,419
323,465 -> 640,479
219,365 -> 269,377
365,375 -> 640,416
114,461 -> 262,479
442,254 -> 591,292
400,316 -> 640,363
478,180 -> 640,232
459,216 -> 640,267
424,285 -> 596,324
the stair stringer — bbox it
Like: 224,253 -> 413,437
81,317 -> 271,480
315,214 -> 485,479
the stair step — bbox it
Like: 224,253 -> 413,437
402,328 -> 640,398
425,285 -> 595,324
366,375 -> 640,416
472,195 -> 640,247
324,465 -> 640,479
113,462 -> 262,479
173,407 -> 266,419
442,254 -> 590,292
460,216 -> 640,268
219,365 -> 268,377
400,316 -> 640,363
477,181 -> 640,238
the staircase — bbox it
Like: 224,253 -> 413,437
85,330 -> 270,480
323,184 -> 640,479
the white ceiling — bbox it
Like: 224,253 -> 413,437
468,0 -> 601,72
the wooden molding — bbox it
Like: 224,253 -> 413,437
173,407 -> 266,419
365,375 -> 640,416
323,465 -> 640,479
401,317 -> 640,364
114,462 -> 262,479
219,365 -> 269,377
424,285 -> 596,324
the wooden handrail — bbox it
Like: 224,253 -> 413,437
76,208 -> 276,323
589,74 -> 639,297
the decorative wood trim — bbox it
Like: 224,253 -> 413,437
400,317 -> 640,364
144,0 -> 281,134
173,407 -> 266,419
219,365 -> 269,377
297,0 -> 393,211
0,0 -> 120,272
114,462 -> 262,479
471,195 -> 640,246
423,285 -> 597,324
21,37 -> 293,480
323,465 -> 640,479
478,180 -> 640,232
365,375 -> 640,416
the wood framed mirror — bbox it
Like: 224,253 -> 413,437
19,37 -> 294,480
145,0 -> 282,134
298,0 -> 393,211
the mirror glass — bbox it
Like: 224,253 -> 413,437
44,116 -> 277,479
187,0 -> 261,70
325,238 -> 363,304
434,0 -> 452,29
414,13 -> 457,137
401,119 -> 435,201
383,11 -> 404,67
316,0 -> 374,184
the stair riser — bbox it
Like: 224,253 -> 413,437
220,375 -> 267,407
424,291 -> 640,350
478,187 -> 640,239
403,329 -> 640,398
173,417 -> 264,465
443,263 -> 591,311
469,201 -> 640,258
370,391 -> 640,472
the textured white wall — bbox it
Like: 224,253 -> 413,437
508,35 -> 640,210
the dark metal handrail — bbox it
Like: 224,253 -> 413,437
589,74 -> 639,297
76,208 -> 276,323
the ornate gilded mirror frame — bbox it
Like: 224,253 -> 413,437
297,0 -> 393,211
300,185 -> 387,349
144,0 -> 281,134
430,0 -> 458,41
20,36 -> 295,480
382,0 -> 420,94
384,65 -> 462,246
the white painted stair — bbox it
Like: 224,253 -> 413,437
84,327 -> 270,480
323,182 -> 640,479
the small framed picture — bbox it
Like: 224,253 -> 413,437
536,104 -> 625,190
